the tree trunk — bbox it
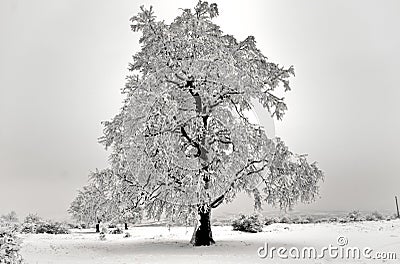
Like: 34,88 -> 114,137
193,209 -> 215,246
124,222 -> 128,230
95,220 -> 100,233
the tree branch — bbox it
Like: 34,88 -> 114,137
210,158 -> 269,209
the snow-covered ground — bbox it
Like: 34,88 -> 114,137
20,220 -> 400,264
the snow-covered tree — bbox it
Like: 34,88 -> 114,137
69,169 -> 142,230
99,1 -> 323,246
69,169 -> 115,228
0,211 -> 18,224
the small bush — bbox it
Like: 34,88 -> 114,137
289,216 -> 310,224
264,217 -> 279,226
232,213 -> 263,233
0,227 -> 24,264
348,210 -> 361,222
62,222 -> 76,229
101,226 -> 108,234
35,221 -> 70,234
280,216 -> 292,224
124,232 -> 131,238
73,223 -> 87,229
329,217 -> 338,222
296,217 -> 311,224
371,211 -> 384,221
0,213 -> 20,234
23,214 -> 41,224
314,218 -> 329,224
365,215 -> 375,221
21,220 -> 69,234
1,211 -> 18,222
305,216 -> 316,223
109,227 -> 123,234
20,223 -> 37,234
20,213 -> 41,234
389,214 -> 399,220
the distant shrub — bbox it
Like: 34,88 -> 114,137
305,216 -> 316,223
73,223 -> 87,229
21,214 -> 40,233
20,223 -> 37,234
289,216 -> 310,224
23,213 -> 41,224
329,217 -> 338,222
21,219 -> 69,234
99,232 -> 106,241
390,214 -> 399,220
0,222 -> 20,233
365,214 -> 374,221
265,215 -> 315,225
280,216 -> 292,224
290,216 -> 300,224
62,222 -> 76,229
232,213 -> 263,233
369,211 -> 384,221
36,221 -> 70,234
1,211 -> 19,224
264,217 -> 279,226
296,217 -> 311,224
314,218 -> 329,224
0,227 -> 24,264
101,226 -> 108,234
348,210 -> 362,222
109,227 -> 123,234
0,212 -> 20,233
124,232 -> 131,238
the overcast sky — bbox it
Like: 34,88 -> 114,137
1,0 -> 399,220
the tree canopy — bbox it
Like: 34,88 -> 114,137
71,1 -> 323,245
99,0 -> 323,221
69,169 -> 141,226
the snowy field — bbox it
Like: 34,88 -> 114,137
20,220 -> 400,264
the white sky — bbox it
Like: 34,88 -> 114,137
1,0 -> 399,220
